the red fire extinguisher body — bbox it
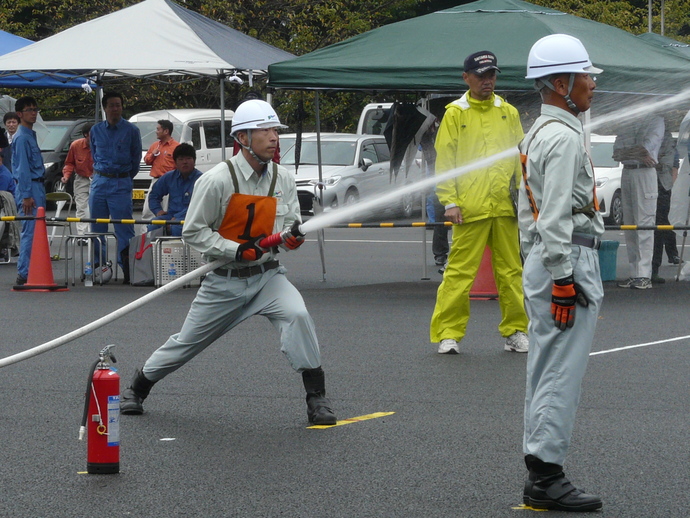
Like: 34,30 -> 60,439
87,367 -> 120,474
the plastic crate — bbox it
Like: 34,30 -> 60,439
153,238 -> 204,287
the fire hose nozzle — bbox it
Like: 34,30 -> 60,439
258,221 -> 305,249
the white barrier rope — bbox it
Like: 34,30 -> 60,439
0,258 -> 228,368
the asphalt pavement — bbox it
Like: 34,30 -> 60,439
0,220 -> 689,517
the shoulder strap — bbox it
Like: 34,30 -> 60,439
520,119 -> 599,221
521,119 -> 564,155
224,160 -> 240,193
224,159 -> 279,197
268,162 -> 278,197
520,120 -> 564,221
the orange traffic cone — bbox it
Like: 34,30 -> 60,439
469,246 -> 498,300
13,206 -> 69,292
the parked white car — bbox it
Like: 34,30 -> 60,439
591,134 -> 623,225
129,109 -> 234,203
280,133 -> 423,217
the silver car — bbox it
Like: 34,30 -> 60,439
591,134 -> 623,225
280,133 -> 423,217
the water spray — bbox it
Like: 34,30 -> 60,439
4,86 -> 689,369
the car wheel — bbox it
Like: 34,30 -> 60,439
344,188 -> 359,206
606,190 -> 623,226
51,177 -> 63,195
399,190 -> 418,218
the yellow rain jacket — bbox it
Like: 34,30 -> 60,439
435,92 -> 523,223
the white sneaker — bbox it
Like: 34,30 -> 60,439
630,277 -> 652,289
437,339 -> 460,354
504,331 -> 529,353
618,277 -> 635,288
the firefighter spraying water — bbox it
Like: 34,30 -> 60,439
118,100 -> 337,426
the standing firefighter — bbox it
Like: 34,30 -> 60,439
120,100 -> 336,426
518,34 -> 604,512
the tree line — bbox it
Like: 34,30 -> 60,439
1,0 -> 688,129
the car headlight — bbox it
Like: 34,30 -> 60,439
44,162 -> 56,171
310,175 -> 341,187
595,177 -> 608,188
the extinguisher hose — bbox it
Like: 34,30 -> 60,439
79,360 -> 100,441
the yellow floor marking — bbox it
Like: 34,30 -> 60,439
511,504 -> 547,511
307,411 -> 395,429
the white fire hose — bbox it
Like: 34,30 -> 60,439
0,259 -> 227,368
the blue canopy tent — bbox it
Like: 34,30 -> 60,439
0,30 -> 93,89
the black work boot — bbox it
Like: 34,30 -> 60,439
523,455 -> 602,512
302,367 -> 337,425
120,369 -> 156,415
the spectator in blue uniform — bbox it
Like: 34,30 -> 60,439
11,96 -> 45,286
147,143 -> 202,236
89,92 -> 142,284
0,153 -> 15,196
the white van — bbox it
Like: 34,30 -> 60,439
356,103 -> 392,135
129,108 -> 234,201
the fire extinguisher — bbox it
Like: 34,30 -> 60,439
79,344 -> 120,474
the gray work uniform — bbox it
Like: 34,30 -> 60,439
142,153 -> 321,382
613,116 -> 664,279
518,105 -> 605,466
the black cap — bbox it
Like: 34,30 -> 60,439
464,51 -> 501,75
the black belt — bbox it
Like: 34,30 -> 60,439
572,234 -> 600,249
623,164 -> 647,170
31,177 -> 45,182
214,260 -> 279,279
96,171 -> 131,179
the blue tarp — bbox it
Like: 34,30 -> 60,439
0,30 -> 92,89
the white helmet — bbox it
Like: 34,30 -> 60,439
94,261 -> 113,284
526,34 -> 603,79
231,99 -> 287,135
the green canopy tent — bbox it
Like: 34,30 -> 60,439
268,0 -> 690,95
637,32 -> 690,60
268,0 -> 690,279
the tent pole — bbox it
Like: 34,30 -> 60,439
94,72 -> 103,123
220,74 -> 226,161
315,91 -> 327,282
420,97 -> 430,281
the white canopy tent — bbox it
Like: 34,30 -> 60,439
0,0 -> 295,152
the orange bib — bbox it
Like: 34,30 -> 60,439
218,161 -> 279,244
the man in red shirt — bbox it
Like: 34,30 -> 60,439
62,123 -> 94,236
142,119 -> 178,219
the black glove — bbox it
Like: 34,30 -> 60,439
551,275 -> 589,331
235,235 -> 266,262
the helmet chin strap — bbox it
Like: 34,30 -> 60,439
537,73 -> 579,113
236,129 -> 271,166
